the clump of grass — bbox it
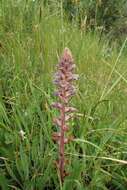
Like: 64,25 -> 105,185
52,48 -> 78,183
1,1 -> 127,189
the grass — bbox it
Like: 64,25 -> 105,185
1,1 -> 127,189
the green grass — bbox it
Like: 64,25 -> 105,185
1,1 -> 127,189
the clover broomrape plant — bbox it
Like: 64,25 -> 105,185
52,48 -> 78,183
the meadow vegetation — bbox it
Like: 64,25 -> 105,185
1,1 -> 127,189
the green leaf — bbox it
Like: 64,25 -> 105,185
0,174 -> 9,190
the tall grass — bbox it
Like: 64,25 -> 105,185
1,1 -> 127,189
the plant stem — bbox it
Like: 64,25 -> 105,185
59,103 -> 65,183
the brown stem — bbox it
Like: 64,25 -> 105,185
59,103 -> 65,183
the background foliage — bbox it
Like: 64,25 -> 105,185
49,0 -> 127,42
1,0 -> 127,189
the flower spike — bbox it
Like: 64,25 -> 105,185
52,48 -> 78,183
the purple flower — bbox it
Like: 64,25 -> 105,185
52,48 -> 78,183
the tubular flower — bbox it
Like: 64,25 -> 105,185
52,48 -> 78,183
